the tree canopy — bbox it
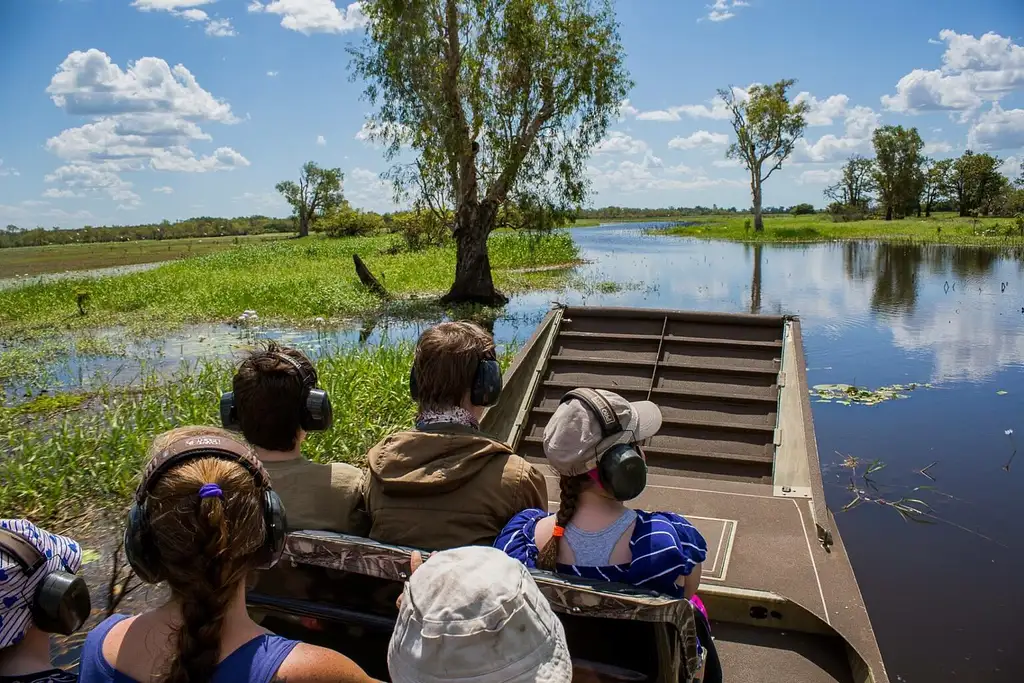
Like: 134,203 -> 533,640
721,79 -> 808,232
351,0 -> 631,304
276,162 -> 346,237
871,125 -> 924,220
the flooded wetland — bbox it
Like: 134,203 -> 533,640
3,223 -> 1024,681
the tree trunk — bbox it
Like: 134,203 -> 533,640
925,200 -> 932,218
298,215 -> 310,238
752,181 -> 764,232
885,205 -> 893,221
441,203 -> 508,306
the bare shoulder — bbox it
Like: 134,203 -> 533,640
275,642 -> 379,683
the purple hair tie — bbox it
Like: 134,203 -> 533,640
198,483 -> 223,499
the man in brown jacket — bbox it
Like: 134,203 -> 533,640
365,321 -> 548,550
228,342 -> 369,535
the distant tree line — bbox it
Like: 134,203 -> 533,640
824,125 -> 1024,222
0,215 -> 295,249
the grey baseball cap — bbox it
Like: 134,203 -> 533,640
542,389 -> 662,477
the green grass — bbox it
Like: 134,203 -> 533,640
654,213 -> 1023,245
0,231 -> 580,340
0,342 -> 519,530
0,233 -> 292,279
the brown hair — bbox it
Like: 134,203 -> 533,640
145,426 -> 269,683
413,321 -> 496,410
536,474 -> 588,571
232,341 -> 315,451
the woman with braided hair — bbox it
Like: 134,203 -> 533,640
78,426 -> 375,683
495,389 -> 708,599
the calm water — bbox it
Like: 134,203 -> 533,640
18,224 -> 1024,681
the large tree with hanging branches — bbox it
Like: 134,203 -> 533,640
351,0 -> 631,305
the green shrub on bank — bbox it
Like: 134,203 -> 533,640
324,209 -> 387,237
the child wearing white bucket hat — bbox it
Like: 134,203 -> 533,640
388,546 -> 573,683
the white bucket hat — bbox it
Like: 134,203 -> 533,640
388,546 -> 573,683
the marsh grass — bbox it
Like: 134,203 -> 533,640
654,213 -> 1023,246
0,231 -> 580,339
0,342 -> 518,531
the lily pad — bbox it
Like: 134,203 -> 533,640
809,382 -> 930,406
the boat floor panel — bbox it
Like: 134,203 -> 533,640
710,622 -> 855,683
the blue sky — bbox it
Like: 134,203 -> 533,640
0,0 -> 1021,229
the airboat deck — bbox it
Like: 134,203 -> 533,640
480,306 -> 889,683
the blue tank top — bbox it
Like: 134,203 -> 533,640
78,614 -> 299,683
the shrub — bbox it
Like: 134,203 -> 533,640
791,203 -> 815,215
324,209 -> 386,237
392,211 -> 451,252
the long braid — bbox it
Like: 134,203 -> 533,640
537,474 -> 586,571
164,494 -> 238,683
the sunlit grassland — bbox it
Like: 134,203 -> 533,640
0,231 -> 580,340
0,342 -> 519,531
654,213 -> 1023,246
0,232 -> 293,279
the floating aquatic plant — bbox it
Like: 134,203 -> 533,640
810,382 -> 932,406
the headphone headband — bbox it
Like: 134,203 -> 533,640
561,388 -> 622,439
135,434 -> 270,503
0,529 -> 46,574
271,352 -> 315,389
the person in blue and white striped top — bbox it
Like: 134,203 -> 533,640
494,389 -> 708,599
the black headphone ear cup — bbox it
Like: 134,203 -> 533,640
220,392 -> 239,431
124,501 -> 161,584
303,388 -> 333,431
471,359 -> 503,407
32,572 -> 91,636
598,444 -> 648,501
409,365 -> 419,400
258,490 -> 287,570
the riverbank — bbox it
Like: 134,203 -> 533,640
0,341 -> 519,529
654,213 -> 1023,245
0,231 -> 579,339
0,232 -> 293,279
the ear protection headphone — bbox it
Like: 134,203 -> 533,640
409,356 -> 503,407
0,529 -> 92,636
221,352 -> 333,432
560,388 -> 648,502
123,434 -> 287,585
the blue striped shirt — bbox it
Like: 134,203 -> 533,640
495,508 -> 708,598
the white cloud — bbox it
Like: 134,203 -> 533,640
42,188 -> 85,199
47,49 -> 237,122
635,87 -> 747,122
797,168 -> 843,185
705,0 -> 749,22
205,18 -> 236,37
316,135 -> 327,146
882,30 -> 1024,114
0,202 -> 94,227
345,167 -> 402,212
794,92 -> 850,126
153,186 -> 174,194
267,70 -> 279,77
235,190 -> 288,213
923,140 -> 954,154
794,105 -> 881,164
618,99 -> 639,121
967,105 -> 1024,151
0,159 -> 18,177
43,50 -> 248,205
588,152 -> 743,194
249,0 -> 368,34
667,130 -> 729,150
843,105 -> 881,140
712,158 -> 742,169
355,119 -> 411,147
595,131 -> 649,155
999,155 -> 1021,179
179,9 -> 208,21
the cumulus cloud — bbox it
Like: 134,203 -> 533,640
923,140 -> 954,154
153,186 -> 174,194
588,152 -> 743,194
667,130 -> 729,150
267,70 -> 279,77
794,105 -> 880,164
179,9 -> 208,21
355,119 -> 411,147
132,0 -> 213,10
617,99 -> 639,121
205,18 -> 236,37
881,30 -> 1024,114
705,0 -> 749,22
345,167 -> 402,212
967,105 -> 1024,151
794,92 -> 850,126
249,0 -> 368,34
797,168 -> 843,185
43,50 -> 248,205
132,0 -> 235,37
634,86 -> 748,122
595,131 -> 649,155
316,135 -> 327,146
0,159 -> 18,177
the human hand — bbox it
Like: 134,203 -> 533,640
396,551 -> 424,609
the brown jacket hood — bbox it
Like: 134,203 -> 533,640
367,426 -> 513,496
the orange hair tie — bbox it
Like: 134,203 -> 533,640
551,525 -> 565,538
